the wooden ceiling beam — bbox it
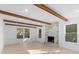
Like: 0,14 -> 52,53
4,19 -> 42,27
5,23 -> 36,28
34,4 -> 68,21
0,10 -> 51,25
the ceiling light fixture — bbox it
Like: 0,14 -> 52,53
76,10 -> 79,12
25,9 -> 28,12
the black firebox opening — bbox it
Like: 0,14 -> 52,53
48,36 -> 54,43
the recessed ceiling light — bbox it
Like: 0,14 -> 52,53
25,9 -> 28,12
76,10 -> 79,12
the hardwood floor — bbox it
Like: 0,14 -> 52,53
2,41 -> 79,54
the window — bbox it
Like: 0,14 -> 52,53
17,28 -> 30,39
66,24 -> 77,43
39,29 -> 42,38
24,29 -> 30,38
17,28 -> 23,39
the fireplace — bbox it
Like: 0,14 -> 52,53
48,36 -> 54,43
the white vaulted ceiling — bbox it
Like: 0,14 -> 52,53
47,4 -> 79,19
0,4 -> 79,23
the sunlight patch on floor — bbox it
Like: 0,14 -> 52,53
27,49 -> 48,54
54,50 -> 61,53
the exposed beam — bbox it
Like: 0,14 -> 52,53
34,4 -> 68,21
5,23 -> 36,28
4,19 -> 42,27
0,10 -> 51,25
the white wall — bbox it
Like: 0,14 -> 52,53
4,25 -> 46,45
36,25 -> 46,43
0,17 -> 4,53
0,14 -> 46,45
4,25 -> 17,45
59,16 -> 79,52
4,25 -> 39,45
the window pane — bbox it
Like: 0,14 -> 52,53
39,29 -> 42,38
17,28 -> 23,39
24,29 -> 30,38
65,24 -> 77,43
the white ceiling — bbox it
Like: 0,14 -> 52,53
0,4 -> 79,23
47,4 -> 79,19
